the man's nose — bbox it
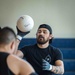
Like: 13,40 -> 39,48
39,32 -> 44,35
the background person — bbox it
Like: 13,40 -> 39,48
0,27 -> 38,75
17,24 -> 64,75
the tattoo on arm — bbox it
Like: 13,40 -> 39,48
52,66 -> 64,74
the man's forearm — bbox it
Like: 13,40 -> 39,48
16,50 -> 24,58
14,39 -> 20,54
51,66 -> 64,74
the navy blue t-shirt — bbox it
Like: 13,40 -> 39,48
21,44 -> 63,75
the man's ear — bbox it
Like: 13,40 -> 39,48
49,34 -> 53,40
10,41 -> 15,51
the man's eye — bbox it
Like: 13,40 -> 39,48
44,31 -> 47,34
38,31 -> 41,33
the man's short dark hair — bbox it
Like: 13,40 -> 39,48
0,27 -> 16,45
38,24 -> 52,34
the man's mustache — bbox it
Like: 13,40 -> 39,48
38,35 -> 44,39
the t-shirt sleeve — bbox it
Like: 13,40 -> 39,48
54,48 -> 63,61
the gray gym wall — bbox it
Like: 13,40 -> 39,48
0,0 -> 75,38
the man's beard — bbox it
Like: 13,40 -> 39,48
37,35 -> 49,44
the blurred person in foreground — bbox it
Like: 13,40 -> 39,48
0,27 -> 38,75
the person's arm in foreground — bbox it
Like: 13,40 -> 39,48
14,27 -> 30,58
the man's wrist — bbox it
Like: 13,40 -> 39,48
17,35 -> 22,41
49,64 -> 53,70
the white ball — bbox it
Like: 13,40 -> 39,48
17,15 -> 34,32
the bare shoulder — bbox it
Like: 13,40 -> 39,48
7,54 -> 35,75
6,54 -> 21,75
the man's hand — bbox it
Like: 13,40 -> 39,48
42,59 -> 52,71
16,27 -> 30,40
